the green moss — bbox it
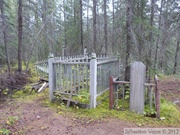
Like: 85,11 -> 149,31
160,98 -> 180,125
72,90 -> 90,104
50,91 -> 180,127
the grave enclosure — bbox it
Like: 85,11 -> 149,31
35,54 -> 160,117
35,53 -> 121,108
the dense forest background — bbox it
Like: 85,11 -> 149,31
0,0 -> 179,76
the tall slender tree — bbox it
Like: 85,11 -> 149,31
112,0 -> 115,53
136,0 -> 145,61
104,0 -> 107,55
86,0 -> 90,49
0,0 -> 11,71
173,40 -> 179,74
18,0 -> 23,72
125,0 -> 132,81
63,0 -> 67,56
154,0 -> 163,70
147,0 -> 155,81
79,0 -> 83,53
93,0 -> 97,53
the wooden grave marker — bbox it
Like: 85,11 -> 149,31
130,61 -> 146,114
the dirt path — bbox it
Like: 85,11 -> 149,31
0,98 -> 136,135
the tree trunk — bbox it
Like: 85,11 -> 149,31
104,0 -> 107,55
42,0 -> 49,56
136,0 -> 145,61
137,1 -> 143,61
86,0 -> 89,49
173,40 -> 179,74
112,0 -> 115,53
18,0 -> 23,72
147,0 -> 155,82
125,0 -> 132,81
35,0 -> 39,62
63,0 -> 67,56
159,0 -> 168,71
93,0 -> 97,53
0,0 -> 11,72
125,0 -> 131,81
79,0 -> 83,53
154,0 -> 163,70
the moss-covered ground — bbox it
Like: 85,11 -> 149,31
0,74 -> 180,134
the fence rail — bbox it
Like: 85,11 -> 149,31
34,60 -> 48,78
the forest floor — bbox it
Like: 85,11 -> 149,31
0,76 -> 180,135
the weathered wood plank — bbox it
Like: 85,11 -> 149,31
144,83 -> 155,86
66,88 -> 74,108
130,61 -> 146,114
48,58 -> 55,102
38,82 -> 49,93
62,97 -> 78,104
90,55 -> 97,108
113,81 -> 130,84
109,76 -> 114,109
155,75 -> 160,118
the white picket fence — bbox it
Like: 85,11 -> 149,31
35,53 -> 121,108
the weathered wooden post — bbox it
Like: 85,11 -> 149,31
154,75 -> 160,118
48,53 -> 55,102
130,61 -> 146,114
109,76 -> 114,109
90,53 -> 97,108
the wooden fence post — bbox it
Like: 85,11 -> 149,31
130,61 -> 146,114
155,75 -> 160,118
48,56 -> 55,102
90,53 -> 97,108
109,76 -> 114,109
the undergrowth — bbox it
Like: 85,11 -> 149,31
43,90 -> 180,127
0,62 -> 39,100
9,84 -> 180,128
